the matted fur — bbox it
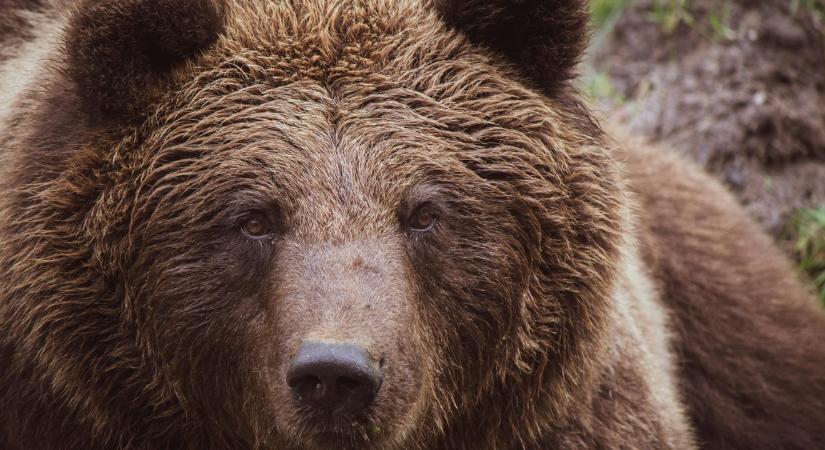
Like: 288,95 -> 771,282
0,1 -> 823,449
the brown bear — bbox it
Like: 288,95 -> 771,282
1,0 -> 823,449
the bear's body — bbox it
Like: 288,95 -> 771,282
1,1 -> 823,449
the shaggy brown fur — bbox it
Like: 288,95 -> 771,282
618,135 -> 825,450
0,0 -> 823,449
0,0 -> 44,49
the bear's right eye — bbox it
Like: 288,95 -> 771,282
408,204 -> 438,232
240,213 -> 272,239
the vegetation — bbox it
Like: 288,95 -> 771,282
591,0 -> 633,29
579,70 -> 623,105
787,208 -> 825,305
791,0 -> 825,29
592,0 -> 823,37
645,0 -> 734,41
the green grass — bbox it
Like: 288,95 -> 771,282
591,0 -> 633,29
591,0 -> 823,36
649,0 -> 693,34
645,0 -> 735,41
787,208 -> 825,305
791,0 -> 825,18
707,4 -> 735,41
579,70 -> 624,105
590,0 -> 736,45
791,0 -> 825,36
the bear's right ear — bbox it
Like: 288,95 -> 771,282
431,0 -> 589,95
65,0 -> 224,120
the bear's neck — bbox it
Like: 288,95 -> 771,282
559,234 -> 695,448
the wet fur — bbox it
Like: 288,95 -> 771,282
0,1 -> 823,449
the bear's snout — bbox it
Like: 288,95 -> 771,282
286,341 -> 383,415
269,239 -> 426,444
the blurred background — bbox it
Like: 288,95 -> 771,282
580,0 -> 825,304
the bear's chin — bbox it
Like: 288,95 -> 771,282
293,422 -> 393,450
282,407 -> 398,450
306,430 -> 384,450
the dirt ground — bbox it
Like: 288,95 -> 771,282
589,0 -> 825,236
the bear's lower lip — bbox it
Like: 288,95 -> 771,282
304,427 -> 381,450
296,410 -> 384,446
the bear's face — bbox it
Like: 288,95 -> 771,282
4,0 -> 621,448
120,10 -> 554,444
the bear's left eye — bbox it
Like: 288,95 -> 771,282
240,213 -> 272,239
408,204 -> 438,232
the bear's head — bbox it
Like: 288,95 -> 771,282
1,0 -> 624,448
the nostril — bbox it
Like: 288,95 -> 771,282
286,341 -> 383,415
336,376 -> 362,392
288,374 -> 324,403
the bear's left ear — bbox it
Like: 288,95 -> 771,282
65,0 -> 224,121
432,0 -> 589,95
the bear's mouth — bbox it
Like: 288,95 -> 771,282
297,411 -> 387,449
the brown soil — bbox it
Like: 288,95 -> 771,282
591,0 -> 825,236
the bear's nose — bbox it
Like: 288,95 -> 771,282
286,341 -> 382,415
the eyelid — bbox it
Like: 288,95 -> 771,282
412,201 -> 434,212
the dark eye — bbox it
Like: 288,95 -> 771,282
408,205 -> 438,232
240,214 -> 272,238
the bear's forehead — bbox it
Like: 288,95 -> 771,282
155,0 -> 563,159
183,0 -> 553,116
143,76 -> 480,237
130,0 -> 572,236
211,0 -> 430,83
